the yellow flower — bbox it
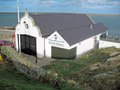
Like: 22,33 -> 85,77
0,54 -> 4,62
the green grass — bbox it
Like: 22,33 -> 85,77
43,47 -> 120,90
0,62 -> 56,90
43,49 -> 110,77
1,47 -> 120,90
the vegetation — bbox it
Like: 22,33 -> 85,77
43,47 -> 120,90
0,61 -> 56,90
0,31 -> 13,39
1,47 -> 120,90
0,46 -> 80,90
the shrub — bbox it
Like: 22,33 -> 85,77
67,79 -> 77,87
90,72 -> 120,90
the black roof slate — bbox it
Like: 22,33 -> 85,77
30,13 -> 107,45
58,23 -> 106,45
30,13 -> 93,37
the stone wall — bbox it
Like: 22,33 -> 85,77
1,46 -> 46,79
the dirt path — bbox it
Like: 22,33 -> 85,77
21,53 -> 55,68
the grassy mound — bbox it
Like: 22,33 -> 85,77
0,61 -> 56,90
43,47 -> 120,90
1,47 -> 120,90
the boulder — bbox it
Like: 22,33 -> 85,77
106,55 -> 120,66
110,52 -> 120,57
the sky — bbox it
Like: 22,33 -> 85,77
0,0 -> 120,14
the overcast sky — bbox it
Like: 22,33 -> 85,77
0,0 -> 120,14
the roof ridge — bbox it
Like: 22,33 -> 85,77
30,13 -> 86,15
57,24 -> 92,32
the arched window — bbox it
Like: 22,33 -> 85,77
23,21 -> 29,29
25,23 -> 29,29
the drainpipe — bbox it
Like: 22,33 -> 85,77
18,27 -> 21,54
44,38 -> 45,58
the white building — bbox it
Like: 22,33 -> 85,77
99,39 -> 120,48
15,11 -> 107,59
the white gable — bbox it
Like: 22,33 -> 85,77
47,31 -> 69,48
15,12 -> 42,37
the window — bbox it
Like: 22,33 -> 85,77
54,34 -> 57,40
25,23 -> 29,29
23,21 -> 29,29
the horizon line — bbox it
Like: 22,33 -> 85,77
0,12 -> 120,16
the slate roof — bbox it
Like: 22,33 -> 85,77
58,23 -> 107,45
30,13 -> 107,46
30,13 -> 94,37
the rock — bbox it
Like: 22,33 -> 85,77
106,55 -> 120,62
67,80 -> 77,87
90,66 -> 99,71
90,62 -> 101,71
91,72 -> 119,90
93,73 -> 113,79
110,52 -> 120,57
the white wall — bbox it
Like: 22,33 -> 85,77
99,40 -> 120,48
15,25 -> 19,51
16,14 -> 41,37
76,37 -> 95,58
15,12 -> 44,58
45,38 -> 51,58
45,31 -> 70,58
45,32 -> 101,59
37,37 -> 44,58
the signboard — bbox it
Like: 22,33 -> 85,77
48,34 -> 65,47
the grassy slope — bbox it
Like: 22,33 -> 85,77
43,47 -> 120,90
0,62 -> 56,90
44,48 -> 110,77
0,47 -> 120,90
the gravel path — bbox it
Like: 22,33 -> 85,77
21,53 -> 55,68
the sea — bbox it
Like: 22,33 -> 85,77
0,13 -> 120,38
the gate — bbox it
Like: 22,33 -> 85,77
20,35 -> 37,57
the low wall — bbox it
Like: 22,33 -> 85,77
0,26 -> 15,30
1,46 -> 46,79
13,61 -> 46,79
99,40 -> 120,48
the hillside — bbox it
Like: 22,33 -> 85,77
0,61 -> 55,90
43,47 -> 120,90
0,47 -> 120,90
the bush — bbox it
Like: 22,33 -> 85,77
67,80 -> 77,87
0,81 -> 16,90
90,72 -> 120,90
